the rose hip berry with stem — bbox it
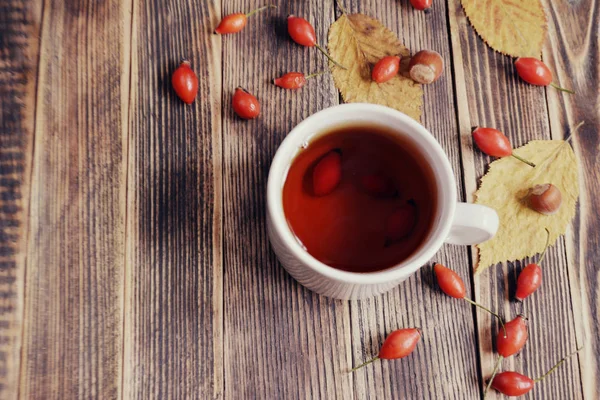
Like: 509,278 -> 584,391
351,328 -> 422,372
490,347 -> 582,396
172,61 -> 198,104
472,127 -> 536,167
410,0 -> 433,12
287,15 -> 346,69
312,149 -> 342,196
497,315 -> 529,358
372,56 -> 401,83
434,263 -> 507,337
273,71 -> 326,90
514,58 -> 574,94
515,228 -> 550,301
215,4 -> 277,35
483,315 -> 530,396
232,87 -> 260,119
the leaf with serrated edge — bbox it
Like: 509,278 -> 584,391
328,13 -> 422,121
461,0 -> 547,57
475,140 -> 579,273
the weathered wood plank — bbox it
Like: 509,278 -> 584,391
340,1 -> 480,399
221,1 -> 353,399
448,0 -> 584,398
18,0 -> 132,398
542,0 -> 599,398
122,0 -> 223,398
0,1 -> 42,398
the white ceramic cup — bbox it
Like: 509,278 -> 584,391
267,104 -> 498,300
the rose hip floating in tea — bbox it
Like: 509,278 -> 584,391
514,58 -> 574,94
359,173 -> 397,197
312,149 -> 342,196
215,4 -> 277,35
351,328 -> 422,371
172,61 -> 198,104
232,87 -> 260,119
472,127 -> 535,167
287,15 -> 346,69
385,201 -> 418,244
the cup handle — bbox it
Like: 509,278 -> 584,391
445,203 -> 499,245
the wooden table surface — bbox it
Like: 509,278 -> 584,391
1,0 -> 598,399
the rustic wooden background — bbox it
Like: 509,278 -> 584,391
1,0 -> 598,399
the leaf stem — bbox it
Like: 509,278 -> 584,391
538,228 -> 551,264
464,297 -> 507,338
534,346 -> 583,383
335,0 -> 348,15
305,71 -> 327,80
511,153 -> 536,167
245,4 -> 277,18
484,355 -> 503,398
350,356 -> 379,372
549,82 -> 575,94
315,43 -> 347,69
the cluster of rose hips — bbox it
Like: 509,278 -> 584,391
171,3 -> 572,121
353,257 -> 580,397
171,4 -> 451,120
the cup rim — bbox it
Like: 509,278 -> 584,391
267,103 -> 457,285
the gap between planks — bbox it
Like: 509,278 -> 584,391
9,0 -> 45,398
120,0 -> 135,399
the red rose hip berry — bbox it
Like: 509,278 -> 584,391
372,56 -> 401,83
172,61 -> 198,104
232,87 -> 260,119
312,149 -> 342,196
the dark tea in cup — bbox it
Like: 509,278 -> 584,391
282,124 -> 438,273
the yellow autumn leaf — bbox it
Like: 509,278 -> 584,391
327,13 -> 423,121
475,140 -> 579,273
461,0 -> 547,57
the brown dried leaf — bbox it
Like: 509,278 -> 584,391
475,140 -> 579,273
327,13 -> 423,121
461,0 -> 547,57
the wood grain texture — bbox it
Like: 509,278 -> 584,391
123,0 -> 223,399
448,0 -> 584,398
341,1 -> 480,399
18,0 -> 131,398
4,0 -> 597,398
222,1 -> 353,399
541,0 -> 600,398
0,1 -> 42,398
